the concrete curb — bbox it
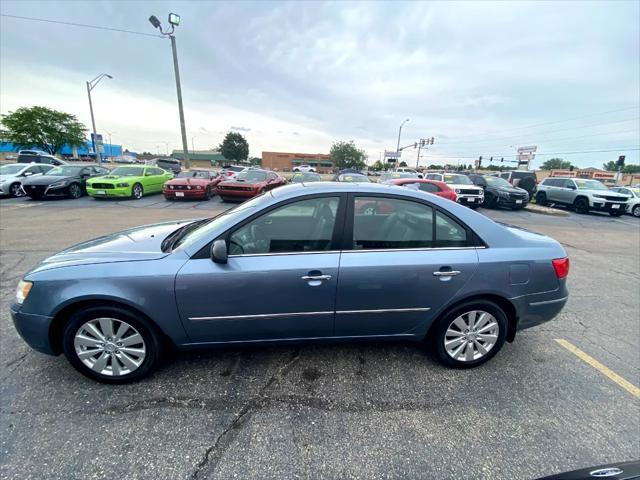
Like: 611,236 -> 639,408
525,203 -> 570,216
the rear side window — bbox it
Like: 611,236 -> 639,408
500,173 -> 510,179
418,182 -> 439,193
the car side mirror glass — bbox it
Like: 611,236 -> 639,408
568,185 -> 576,190
211,239 -> 228,264
23,171 -> 34,176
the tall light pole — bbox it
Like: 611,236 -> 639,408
191,136 -> 196,154
396,118 -> 409,168
86,73 -> 112,164
149,13 -> 190,169
105,131 -> 114,159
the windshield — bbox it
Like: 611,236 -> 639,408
484,176 -> 512,187
46,166 -> 84,176
339,174 -> 370,182
174,195 -> 271,250
235,170 -> 267,182
110,167 -> 144,176
442,174 -> 473,185
0,165 -> 24,175
575,179 -> 608,191
178,171 -> 211,179
291,173 -> 321,182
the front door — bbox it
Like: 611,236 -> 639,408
175,195 -> 345,343
335,195 -> 479,338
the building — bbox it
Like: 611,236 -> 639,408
171,150 -> 227,169
262,151 -> 334,173
0,140 -> 123,160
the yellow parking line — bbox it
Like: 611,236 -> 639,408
555,338 -> 640,399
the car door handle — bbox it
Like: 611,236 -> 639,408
433,271 -> 461,277
301,275 -> 332,281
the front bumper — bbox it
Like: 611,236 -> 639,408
10,303 -> 56,355
496,196 -> 529,208
24,184 -> 70,198
457,195 -> 483,206
0,182 -> 14,195
163,188 -> 207,199
86,186 -> 132,198
590,199 -> 627,212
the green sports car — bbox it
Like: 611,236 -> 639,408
86,165 -> 173,199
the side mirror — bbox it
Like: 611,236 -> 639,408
210,239 -> 228,264
23,171 -> 34,176
567,185 -> 576,190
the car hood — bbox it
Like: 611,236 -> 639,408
219,180 -> 263,187
89,175 -> 139,182
588,190 -> 629,199
23,174 -> 77,186
166,177 -> 209,186
493,185 -> 528,195
26,219 -> 198,275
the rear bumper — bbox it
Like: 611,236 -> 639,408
86,186 -> 131,197
511,285 -> 569,331
10,303 -> 56,355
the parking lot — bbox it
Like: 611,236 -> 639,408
1,194 -> 638,479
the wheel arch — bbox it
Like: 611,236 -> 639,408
425,293 -> 518,343
48,298 -> 175,354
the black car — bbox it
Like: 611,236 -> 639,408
535,459 -> 640,479
22,164 -> 110,199
17,153 -> 67,166
332,168 -> 364,181
468,173 -> 530,209
152,157 -> 181,174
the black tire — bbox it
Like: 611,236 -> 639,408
483,193 -> 497,209
633,205 -> 640,218
535,192 -> 547,206
132,183 -> 143,200
68,182 -> 82,199
609,210 -> 624,217
62,305 -> 163,384
468,204 -> 480,210
428,300 -> 508,369
10,183 -> 25,197
220,196 -> 228,203
573,197 -> 589,214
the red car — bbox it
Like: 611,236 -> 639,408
215,169 -> 286,202
388,178 -> 458,202
163,169 -> 221,200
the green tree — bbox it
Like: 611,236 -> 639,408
623,163 -> 640,174
398,160 -> 408,167
218,132 -> 249,162
248,156 -> 262,166
541,158 -> 573,170
0,106 -> 87,155
427,164 -> 440,170
371,160 -> 385,171
329,140 -> 366,170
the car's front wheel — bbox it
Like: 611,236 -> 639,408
9,183 -> 24,197
535,192 -> 547,206
62,306 -> 163,383
132,183 -> 143,200
429,300 -> 507,368
633,204 -> 640,217
68,183 -> 82,199
609,209 -> 624,217
573,197 -> 589,214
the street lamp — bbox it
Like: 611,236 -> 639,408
148,12 -> 190,169
191,136 -> 196,154
86,73 -> 112,164
396,118 -> 409,166
105,131 -> 114,159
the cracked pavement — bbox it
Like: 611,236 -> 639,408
1,196 -> 638,479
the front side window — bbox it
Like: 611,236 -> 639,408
228,197 -> 340,255
435,211 -> 468,247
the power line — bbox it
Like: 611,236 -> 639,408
0,14 -> 162,38
420,147 -> 640,161
437,105 -> 640,142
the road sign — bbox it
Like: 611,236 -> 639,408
384,150 -> 400,163
91,133 -> 104,153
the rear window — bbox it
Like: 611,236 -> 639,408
511,171 -> 536,180
18,154 -> 39,163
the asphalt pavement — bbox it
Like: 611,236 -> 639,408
0,193 -> 638,480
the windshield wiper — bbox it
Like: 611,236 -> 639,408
160,219 -> 207,252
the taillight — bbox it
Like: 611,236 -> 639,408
552,257 -> 570,279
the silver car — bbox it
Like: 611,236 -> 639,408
536,177 -> 628,216
12,183 -> 569,383
0,163 -> 54,197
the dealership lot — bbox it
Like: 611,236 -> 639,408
0,197 -> 638,479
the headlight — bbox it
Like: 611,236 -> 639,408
15,280 -> 32,304
195,185 -> 202,190
116,183 -> 129,187
454,188 -> 461,194
498,190 -> 510,198
49,181 -> 67,188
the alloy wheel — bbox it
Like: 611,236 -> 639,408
10,183 -> 24,197
133,184 -> 143,199
633,205 -> 640,217
69,183 -> 82,199
74,318 -> 146,376
443,310 -> 499,362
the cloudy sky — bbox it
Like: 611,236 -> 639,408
1,0 -> 638,168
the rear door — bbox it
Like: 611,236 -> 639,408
334,194 -> 479,338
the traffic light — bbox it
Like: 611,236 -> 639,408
489,157 -> 493,163
478,156 -> 482,167
500,157 -> 504,163
617,155 -> 626,168
429,137 -> 435,145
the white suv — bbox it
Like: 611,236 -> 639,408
293,164 -> 316,173
424,172 -> 484,209
536,177 -> 628,216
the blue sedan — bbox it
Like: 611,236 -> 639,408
11,183 -> 569,383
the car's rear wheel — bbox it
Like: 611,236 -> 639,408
573,197 -> 589,214
535,192 -> 547,206
132,183 -> 143,200
10,183 -> 24,197
68,183 -> 82,199
62,306 -> 162,383
429,300 -> 507,368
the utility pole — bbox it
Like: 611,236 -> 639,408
191,136 -> 196,154
149,13 -> 190,169
86,73 -> 112,164
415,137 -> 435,169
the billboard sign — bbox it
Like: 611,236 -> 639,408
384,150 -> 400,163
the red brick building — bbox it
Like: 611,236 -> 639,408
261,151 -> 334,173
